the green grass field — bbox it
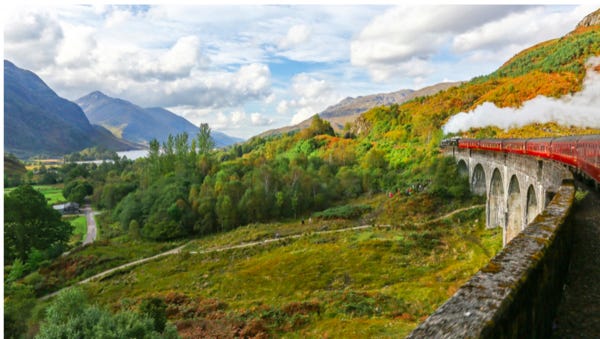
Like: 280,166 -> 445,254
4,184 -> 66,205
64,215 -> 87,245
35,185 -> 66,205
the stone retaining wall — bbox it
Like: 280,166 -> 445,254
407,180 -> 575,338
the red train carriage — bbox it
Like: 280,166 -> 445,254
525,138 -> 552,158
478,139 -> 503,152
576,135 -> 600,183
445,134 -> 600,186
456,138 -> 478,149
503,139 -> 527,155
549,136 -> 580,167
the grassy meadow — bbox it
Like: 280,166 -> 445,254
64,215 -> 87,245
76,197 -> 501,338
4,184 -> 66,205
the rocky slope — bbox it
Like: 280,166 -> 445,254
576,8 -> 600,28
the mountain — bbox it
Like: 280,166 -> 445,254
4,60 -> 139,159
258,82 -> 460,138
320,89 -> 415,119
76,92 -> 243,148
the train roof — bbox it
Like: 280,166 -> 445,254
573,134 -> 600,142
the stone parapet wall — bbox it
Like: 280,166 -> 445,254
407,181 -> 575,338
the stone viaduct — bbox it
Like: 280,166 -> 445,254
448,147 -> 571,245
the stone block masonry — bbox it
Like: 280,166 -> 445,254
407,181 -> 575,338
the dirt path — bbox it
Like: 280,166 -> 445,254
40,244 -> 187,300
552,186 -> 600,338
40,204 -> 484,300
189,224 -> 374,255
416,204 -> 485,226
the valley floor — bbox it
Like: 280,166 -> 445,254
77,203 -> 501,337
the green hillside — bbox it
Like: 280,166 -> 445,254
4,153 -> 27,187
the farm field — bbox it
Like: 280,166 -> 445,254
4,184 -> 66,205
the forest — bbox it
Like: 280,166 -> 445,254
54,116 -> 463,242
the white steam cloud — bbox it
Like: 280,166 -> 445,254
443,57 -> 600,134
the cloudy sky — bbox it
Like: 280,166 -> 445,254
3,4 -> 596,139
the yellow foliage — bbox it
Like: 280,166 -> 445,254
472,71 -> 581,109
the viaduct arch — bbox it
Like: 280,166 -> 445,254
449,148 -> 571,245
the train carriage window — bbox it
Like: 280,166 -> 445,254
587,143 -> 591,157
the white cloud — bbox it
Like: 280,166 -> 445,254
350,5 -> 590,82
277,100 -> 289,114
97,35 -> 200,82
4,10 -> 64,69
251,113 -> 274,126
278,73 -> 342,125
351,6 -> 518,64
167,105 -> 210,125
264,93 -> 276,104
142,63 -> 271,108
104,8 -> 133,28
207,110 -> 275,131
216,112 -> 228,125
55,22 -> 97,68
452,6 -> 590,54
160,36 -> 201,76
364,57 -> 434,83
231,111 -> 246,124
279,24 -> 312,49
235,63 -> 272,95
443,58 -> 600,134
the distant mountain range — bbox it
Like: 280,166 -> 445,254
259,82 -> 461,137
4,60 -> 139,159
76,91 -> 243,147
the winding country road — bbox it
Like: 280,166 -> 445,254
40,204 -> 484,301
82,205 -> 97,245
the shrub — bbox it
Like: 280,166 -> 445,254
313,205 -> 372,220
140,297 -> 168,333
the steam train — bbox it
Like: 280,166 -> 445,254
441,135 -> 600,185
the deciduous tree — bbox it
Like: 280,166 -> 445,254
4,185 -> 72,262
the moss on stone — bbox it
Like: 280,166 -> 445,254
481,261 -> 502,274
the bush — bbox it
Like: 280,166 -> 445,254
37,288 -> 179,338
428,156 -> 470,200
140,297 -> 168,333
334,291 -> 376,317
313,205 -> 372,220
4,283 -> 36,339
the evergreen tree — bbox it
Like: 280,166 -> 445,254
197,123 -> 215,155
